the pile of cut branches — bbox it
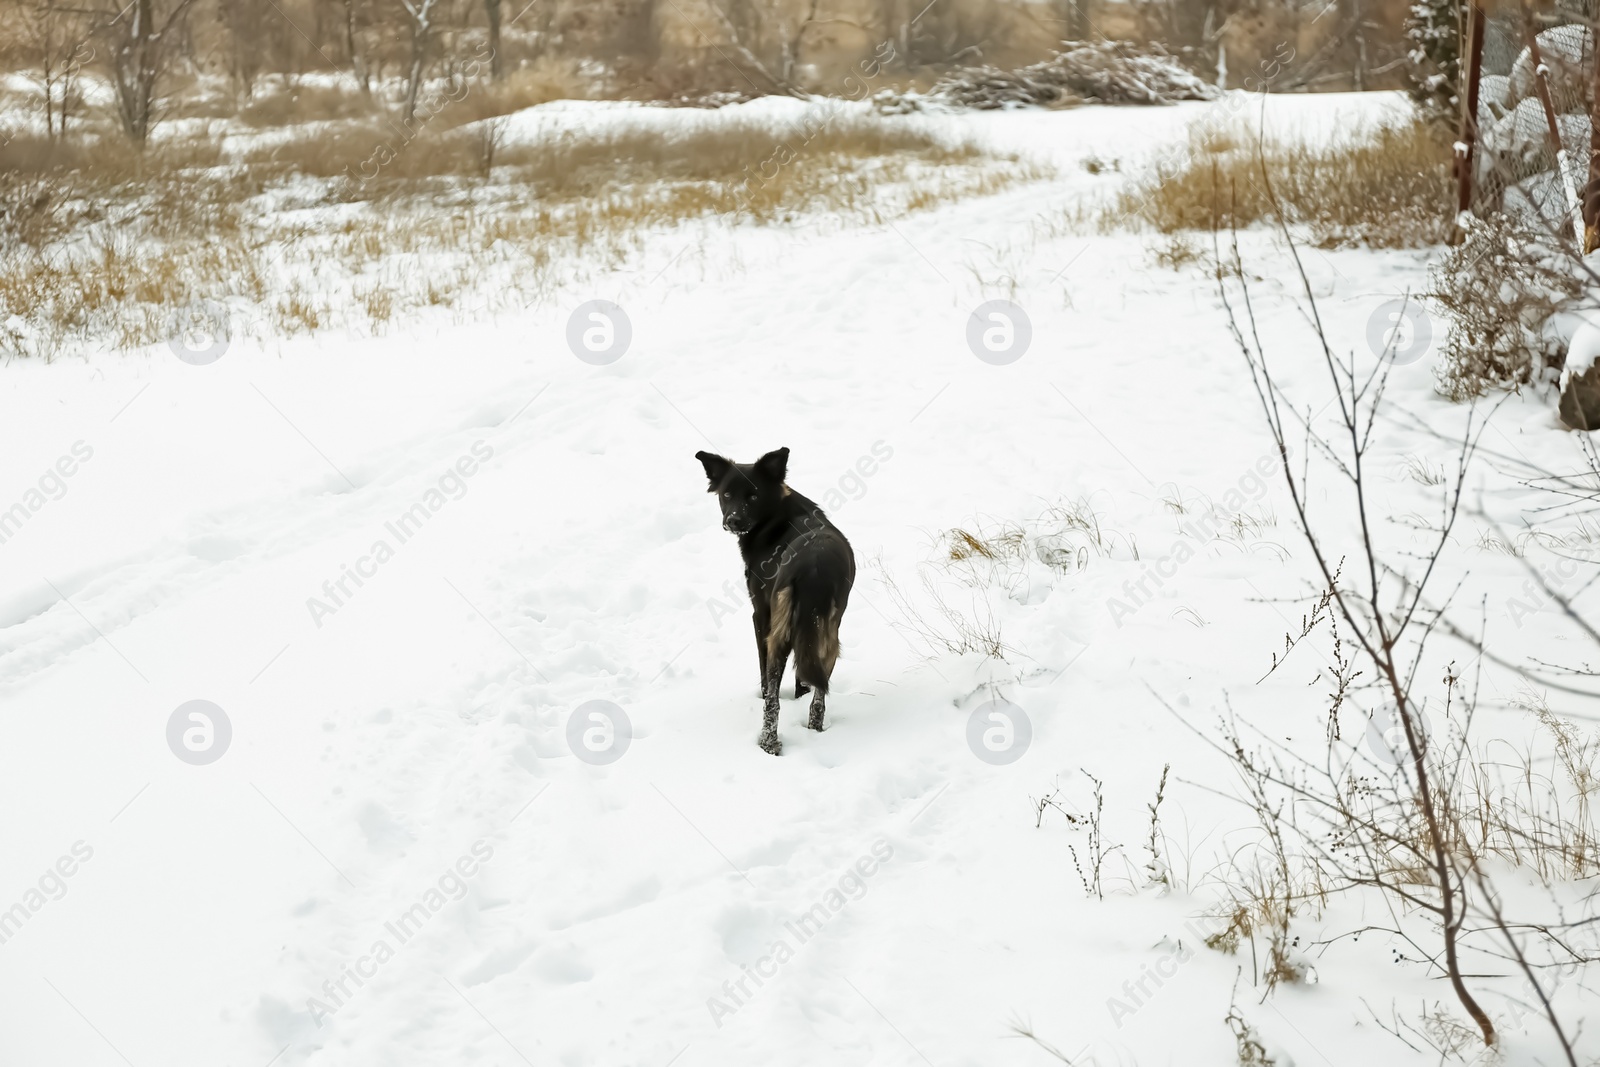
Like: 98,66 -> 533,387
876,42 -> 1219,112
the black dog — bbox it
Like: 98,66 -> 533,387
696,447 -> 855,755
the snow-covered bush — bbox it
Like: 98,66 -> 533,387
1429,212 -> 1585,400
1405,0 -> 1462,124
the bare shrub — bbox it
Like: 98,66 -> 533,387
1149,232 -> 1204,270
1429,212 -> 1586,400
1226,986 -> 1278,1067
1195,213 -> 1599,1058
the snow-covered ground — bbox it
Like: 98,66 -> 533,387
1,90 -> 1593,1066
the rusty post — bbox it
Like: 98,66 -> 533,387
1455,0 -> 1487,242
1586,18 -> 1600,252
1525,15 -> 1587,243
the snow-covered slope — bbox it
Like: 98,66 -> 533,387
0,92 -> 1588,1066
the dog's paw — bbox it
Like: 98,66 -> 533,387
758,731 -> 783,756
805,715 -> 825,732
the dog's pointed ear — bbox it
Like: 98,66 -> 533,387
696,450 -> 731,491
754,447 -> 790,483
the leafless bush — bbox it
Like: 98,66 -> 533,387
1188,204 -> 1599,1059
1430,212 -> 1586,401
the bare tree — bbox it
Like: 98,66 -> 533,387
83,0 -> 199,146
878,0 -> 911,67
6,0 -> 94,141
338,0 -> 372,94
397,0 -> 440,122
701,0 -> 820,94
483,0 -> 502,79
217,0 -> 272,98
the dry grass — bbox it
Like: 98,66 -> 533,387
943,498 -> 1138,580
239,108 -> 1003,200
441,58 -> 594,126
1105,116 -> 1454,248
164,57 -> 590,129
875,560 -> 1010,661
236,83 -> 382,127
0,107 -> 1041,359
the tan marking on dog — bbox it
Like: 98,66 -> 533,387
817,606 -> 842,674
782,484 -> 792,497
766,587 -> 793,659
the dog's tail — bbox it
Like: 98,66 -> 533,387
788,584 -> 844,695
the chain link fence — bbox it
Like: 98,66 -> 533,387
1473,1 -> 1597,230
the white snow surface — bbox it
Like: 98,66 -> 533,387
1,91 -> 1593,1066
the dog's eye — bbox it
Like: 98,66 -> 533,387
748,494 -> 756,501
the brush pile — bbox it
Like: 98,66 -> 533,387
875,42 -> 1219,112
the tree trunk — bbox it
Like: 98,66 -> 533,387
484,0 -> 502,80
404,47 -> 424,122
343,0 -> 370,95
400,0 -> 435,124
1453,0 -> 1486,243
119,0 -> 155,146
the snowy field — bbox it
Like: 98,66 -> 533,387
1,90 -> 1592,1066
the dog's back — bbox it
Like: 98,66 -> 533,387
762,507 -> 854,697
